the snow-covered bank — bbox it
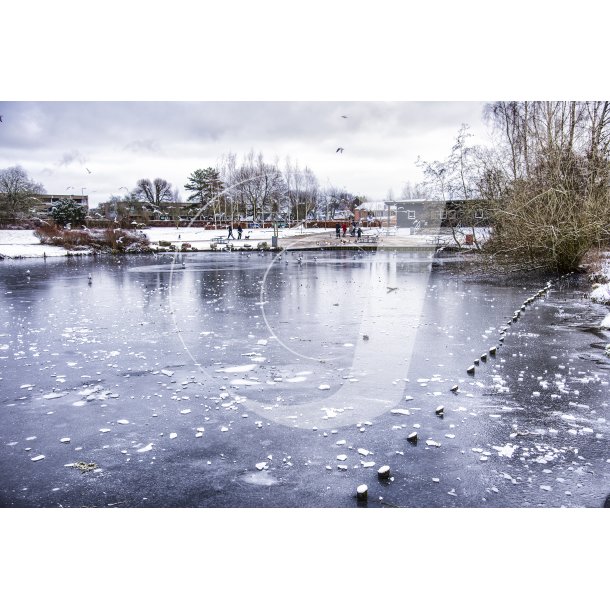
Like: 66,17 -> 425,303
0,230 -> 81,258
589,251 -> 610,306
0,226 -> 330,258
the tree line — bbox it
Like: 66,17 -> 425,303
417,101 -> 610,271
96,150 -> 364,225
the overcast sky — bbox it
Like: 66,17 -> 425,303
0,101 -> 492,208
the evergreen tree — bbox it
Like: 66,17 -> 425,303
51,199 -> 86,227
184,168 -> 224,209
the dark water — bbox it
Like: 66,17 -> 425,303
0,251 -> 608,507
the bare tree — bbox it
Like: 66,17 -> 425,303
0,165 -> 45,219
229,151 -> 287,222
483,101 -> 610,271
134,178 -> 174,206
400,181 -> 430,200
417,125 -> 489,250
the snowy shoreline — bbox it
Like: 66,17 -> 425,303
589,252 -> 610,308
0,227 -> 328,259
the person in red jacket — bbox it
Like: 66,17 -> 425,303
341,223 -> 347,237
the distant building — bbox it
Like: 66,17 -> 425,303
332,209 -> 355,221
94,200 -> 196,223
390,199 -> 492,229
354,201 -> 394,223
28,194 -> 89,218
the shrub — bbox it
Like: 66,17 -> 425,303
50,199 -> 86,227
33,225 -> 151,253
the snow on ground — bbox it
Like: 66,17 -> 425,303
591,284 -> 610,305
590,251 -> 610,305
142,225 -> 329,244
0,226 -> 331,258
0,230 -> 75,258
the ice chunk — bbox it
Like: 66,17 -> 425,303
337,454 -> 348,461
391,409 -> 410,415
137,443 -> 154,453
493,444 -> 517,458
117,419 -> 129,425
255,462 -> 267,471
60,438 -> 70,443
318,384 -> 330,390
43,391 -> 68,399
161,369 -> 174,377
216,364 -> 257,373
169,432 -> 177,439
31,455 -> 45,462
426,440 -> 441,447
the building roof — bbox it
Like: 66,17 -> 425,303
355,201 -> 387,212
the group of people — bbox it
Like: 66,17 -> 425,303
227,224 -> 244,239
335,221 -> 362,239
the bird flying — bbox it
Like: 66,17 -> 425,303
336,147 -> 344,153
341,115 -> 348,118
85,168 -> 91,174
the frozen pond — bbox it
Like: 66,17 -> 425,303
0,251 -> 608,507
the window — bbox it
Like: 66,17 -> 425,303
474,209 -> 484,219
407,210 -> 415,219
439,210 -> 448,220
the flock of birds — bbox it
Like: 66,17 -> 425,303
336,114 -> 348,153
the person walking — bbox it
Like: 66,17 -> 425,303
237,224 -> 243,239
335,222 -> 341,238
357,226 -> 362,239
227,225 -> 235,239
342,223 -> 347,237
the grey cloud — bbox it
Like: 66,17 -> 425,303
0,101 -> 490,207
123,139 -> 162,154
57,149 -> 86,166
